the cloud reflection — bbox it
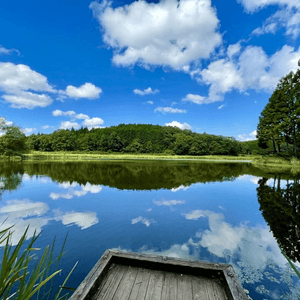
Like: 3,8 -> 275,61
171,185 -> 190,192
0,197 -> 99,246
50,182 -> 102,200
54,211 -> 99,230
131,216 -> 155,227
153,199 -> 186,207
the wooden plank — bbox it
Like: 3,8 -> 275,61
92,264 -> 119,299
128,268 -> 151,300
161,272 -> 178,300
144,270 -> 164,300
70,250 -> 248,300
93,264 -> 126,300
70,250 -> 113,300
191,276 -> 207,300
113,266 -> 138,300
223,266 -> 248,300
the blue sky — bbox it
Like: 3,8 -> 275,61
0,0 -> 299,141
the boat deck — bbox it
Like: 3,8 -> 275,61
92,263 -> 227,300
69,250 -> 248,300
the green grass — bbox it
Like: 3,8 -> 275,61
0,225 -> 76,300
24,151 -> 252,162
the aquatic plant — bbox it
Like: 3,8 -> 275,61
0,225 -> 76,300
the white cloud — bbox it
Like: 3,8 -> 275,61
0,46 -> 20,56
55,211 -> 99,229
218,104 -> 225,110
153,200 -> 186,207
0,62 -> 55,93
165,121 -> 191,130
131,216 -> 155,227
90,0 -> 222,69
75,113 -> 89,120
52,110 -> 76,117
82,117 -> 104,129
239,0 -> 300,37
2,91 -> 53,109
59,121 -> 80,130
238,130 -> 257,141
199,45 -> 300,102
63,83 -> 102,99
41,125 -> 50,129
182,93 -> 212,105
146,101 -> 154,105
227,43 -> 242,59
133,87 -> 159,96
22,128 -> 37,135
155,107 -> 187,114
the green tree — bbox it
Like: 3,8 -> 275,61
0,120 -> 26,157
257,67 -> 300,156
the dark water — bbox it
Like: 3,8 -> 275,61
0,160 -> 299,299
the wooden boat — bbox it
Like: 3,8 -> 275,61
69,249 -> 248,300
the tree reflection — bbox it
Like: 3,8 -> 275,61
21,161 -> 254,190
0,162 -> 23,200
257,177 -> 300,262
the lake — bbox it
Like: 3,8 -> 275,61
0,160 -> 299,299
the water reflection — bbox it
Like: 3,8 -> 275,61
257,177 -> 300,263
0,160 -> 268,190
1,161 -> 300,299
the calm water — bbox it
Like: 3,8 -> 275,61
0,160 -> 299,299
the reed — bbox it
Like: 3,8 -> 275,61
0,225 -> 76,300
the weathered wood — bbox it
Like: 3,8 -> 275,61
69,250 -> 248,300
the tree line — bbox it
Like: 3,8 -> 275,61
24,124 -> 245,156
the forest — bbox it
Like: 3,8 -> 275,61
23,123 -> 246,156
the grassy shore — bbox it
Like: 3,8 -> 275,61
23,151 -> 253,162
2,151 -> 300,173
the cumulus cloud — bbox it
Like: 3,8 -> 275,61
63,83 -> 102,99
133,87 -> 159,96
238,130 -> 257,141
0,62 -> 102,108
0,62 -> 55,93
155,107 -> 187,114
165,121 -> 191,130
0,62 -> 55,109
90,0 -> 222,69
131,216 -> 155,227
182,94 -> 212,105
2,91 -> 53,109
199,45 -> 300,102
52,110 -> 104,129
22,128 -> 37,135
82,117 -> 104,128
52,110 -> 76,117
59,121 -> 80,130
75,113 -> 89,120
